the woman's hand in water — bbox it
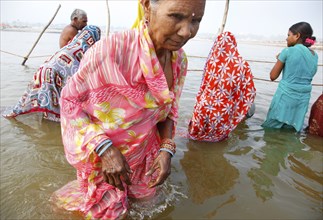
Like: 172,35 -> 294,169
100,145 -> 132,191
145,151 -> 171,188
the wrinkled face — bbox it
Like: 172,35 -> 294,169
76,15 -> 88,30
286,30 -> 300,47
145,0 -> 206,51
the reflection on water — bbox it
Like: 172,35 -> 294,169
226,124 -> 322,219
246,128 -> 322,202
1,31 -> 322,219
181,140 -> 239,205
0,115 -> 79,220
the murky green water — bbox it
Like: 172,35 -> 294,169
1,30 -> 322,219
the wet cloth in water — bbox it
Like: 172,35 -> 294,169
2,25 -> 101,122
51,21 -> 187,219
188,31 -> 256,142
262,44 -> 318,132
308,94 -> 323,137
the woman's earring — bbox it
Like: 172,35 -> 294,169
144,18 -> 149,25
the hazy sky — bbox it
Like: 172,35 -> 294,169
1,0 -> 322,39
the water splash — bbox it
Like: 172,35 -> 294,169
128,182 -> 187,219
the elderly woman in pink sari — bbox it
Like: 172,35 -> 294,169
51,0 -> 206,219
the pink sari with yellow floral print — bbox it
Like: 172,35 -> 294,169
51,21 -> 187,219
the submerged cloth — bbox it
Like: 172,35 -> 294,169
308,94 -> 323,137
2,25 -> 101,122
51,21 -> 187,219
188,31 -> 256,142
262,44 -> 318,132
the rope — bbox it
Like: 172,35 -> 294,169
0,50 -> 25,58
1,50 -> 322,86
187,69 -> 322,86
2,51 -> 322,66
188,55 -> 323,66
1,50 -> 50,58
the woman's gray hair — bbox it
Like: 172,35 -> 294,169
70,9 -> 87,20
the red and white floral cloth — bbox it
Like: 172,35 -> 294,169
188,32 -> 256,142
308,94 -> 323,137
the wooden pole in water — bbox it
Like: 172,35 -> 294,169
21,4 -> 61,65
218,0 -> 230,35
106,0 -> 110,36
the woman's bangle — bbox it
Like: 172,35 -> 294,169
96,140 -> 111,153
159,138 -> 176,156
96,140 -> 113,157
159,148 -> 174,157
161,138 -> 175,146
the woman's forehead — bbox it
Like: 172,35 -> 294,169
155,0 -> 206,15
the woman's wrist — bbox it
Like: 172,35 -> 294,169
96,139 -> 113,157
159,138 -> 176,157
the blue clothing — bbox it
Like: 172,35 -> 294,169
2,25 -> 101,121
262,44 -> 318,132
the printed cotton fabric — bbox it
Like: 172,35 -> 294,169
188,31 -> 256,142
51,21 -> 187,219
2,25 -> 101,122
308,94 -> 323,137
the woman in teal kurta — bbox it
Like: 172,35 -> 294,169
262,22 -> 318,132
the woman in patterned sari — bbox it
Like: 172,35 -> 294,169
2,25 -> 101,122
51,0 -> 206,219
188,31 -> 256,142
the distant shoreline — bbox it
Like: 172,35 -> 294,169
1,28 -> 322,50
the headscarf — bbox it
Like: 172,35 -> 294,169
132,0 -> 144,29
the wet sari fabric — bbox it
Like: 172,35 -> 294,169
308,94 -> 323,137
188,32 -> 256,142
51,22 -> 187,219
2,25 -> 101,121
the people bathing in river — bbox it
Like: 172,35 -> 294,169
2,25 -> 101,122
59,9 -> 88,48
187,31 -> 256,142
50,0 -> 206,219
262,22 -> 318,132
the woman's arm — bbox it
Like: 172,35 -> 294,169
157,117 -> 174,139
270,59 -> 284,81
146,117 -> 174,188
145,49 -> 188,188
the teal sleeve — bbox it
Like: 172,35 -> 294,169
278,48 -> 288,63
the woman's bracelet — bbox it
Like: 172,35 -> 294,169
159,148 -> 175,157
159,138 -> 176,156
96,140 -> 113,157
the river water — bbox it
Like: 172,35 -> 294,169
1,30 -> 322,219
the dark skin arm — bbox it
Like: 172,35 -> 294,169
270,55 -> 285,81
100,117 -> 174,190
100,145 -> 132,191
146,117 -> 173,188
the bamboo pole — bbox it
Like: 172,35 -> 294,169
106,0 -> 110,36
218,0 -> 230,35
21,4 -> 61,65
